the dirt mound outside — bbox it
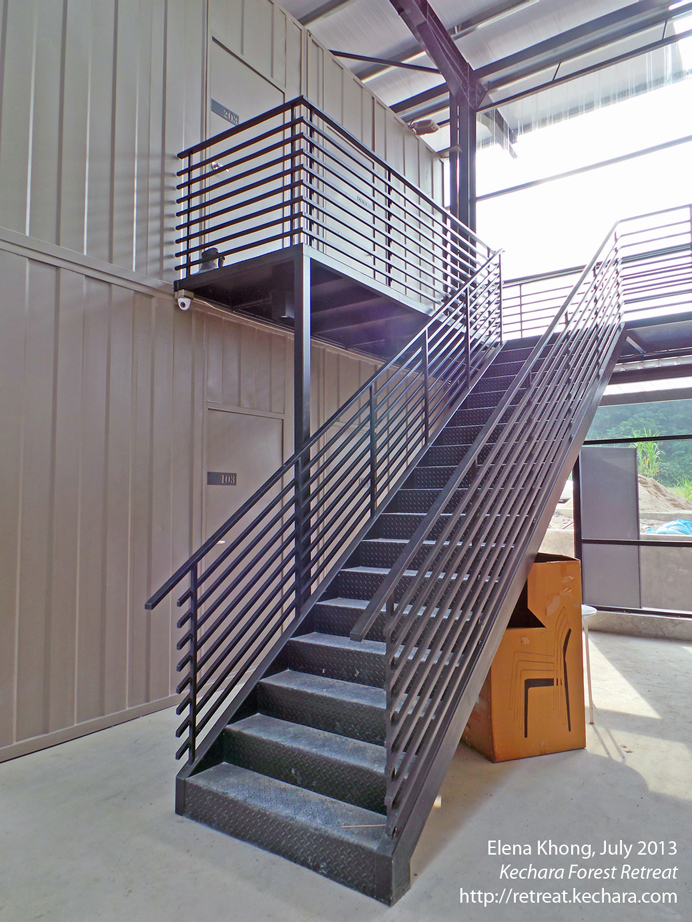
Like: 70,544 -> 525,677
638,474 -> 692,512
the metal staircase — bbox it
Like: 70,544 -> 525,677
147,98 -> 630,903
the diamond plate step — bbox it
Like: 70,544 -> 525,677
312,597 -> 387,641
258,670 -> 386,744
447,406 -> 494,427
337,564 -> 466,602
435,424 -> 485,445
485,358 -> 528,377
474,373 -> 517,394
360,536 -> 442,570
465,388 -> 511,410
374,511 -> 458,541
184,762 -> 384,899
407,464 -> 457,489
421,441 -> 495,466
283,632 -> 385,686
392,487 -> 466,514
223,714 -> 386,813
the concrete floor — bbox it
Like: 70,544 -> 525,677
2,632 -> 691,922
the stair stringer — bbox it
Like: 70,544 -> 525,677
373,323 -> 628,903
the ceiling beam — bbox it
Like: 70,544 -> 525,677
478,26 -> 692,111
299,0 -> 359,27
355,0 -> 538,82
389,20 -> 692,119
330,50 -> 439,74
391,81 -> 447,117
387,0 -> 480,107
477,0 -> 692,88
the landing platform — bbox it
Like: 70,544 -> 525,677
174,244 -> 434,360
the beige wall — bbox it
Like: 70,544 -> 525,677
0,0 -> 442,760
0,230 -> 381,762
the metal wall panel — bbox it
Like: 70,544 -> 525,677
0,250 -> 202,756
0,0 -> 207,280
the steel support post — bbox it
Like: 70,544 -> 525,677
572,455 -> 583,570
449,91 -> 476,232
294,252 -> 312,608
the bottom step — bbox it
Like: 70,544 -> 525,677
184,762 -> 389,900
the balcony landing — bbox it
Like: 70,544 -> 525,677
174,245 -> 433,360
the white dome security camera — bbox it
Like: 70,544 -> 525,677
176,290 -> 194,311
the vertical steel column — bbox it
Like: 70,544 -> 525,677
294,252 -> 312,609
572,456 -> 583,574
448,91 -> 476,234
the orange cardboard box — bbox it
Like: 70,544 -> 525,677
462,553 -> 586,762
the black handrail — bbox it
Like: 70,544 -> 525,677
503,203 -> 692,337
147,242 -> 502,764
349,214 -> 626,839
174,96 -> 486,304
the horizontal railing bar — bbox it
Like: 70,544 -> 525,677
583,537 -> 692,547
285,184 -> 460,287
177,146 -> 290,206
175,169 -> 295,232
179,214 -> 293,264
175,199 -> 301,259
178,97 -> 299,161
196,558 -> 297,689
196,585 -> 296,712
196,520 -> 297,643
297,221 -> 451,299
194,597 -> 297,736
294,133 -> 483,260
196,532 -> 297,661
177,116 -> 303,182
176,190 -> 303,249
298,228 -> 437,302
178,96 -> 488,248
194,478 -> 297,589
302,452 -> 372,548
305,505 -> 372,592
195,500 -> 296,608
297,174 -> 474,283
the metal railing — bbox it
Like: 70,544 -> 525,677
349,220 -> 624,838
146,250 -> 502,765
176,97 -> 482,305
503,204 -> 692,339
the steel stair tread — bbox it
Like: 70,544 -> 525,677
186,762 -> 384,848
339,565 -> 420,578
340,564 -> 472,578
314,596 -> 370,609
290,632 -> 385,656
259,669 -> 387,708
226,714 -> 386,774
